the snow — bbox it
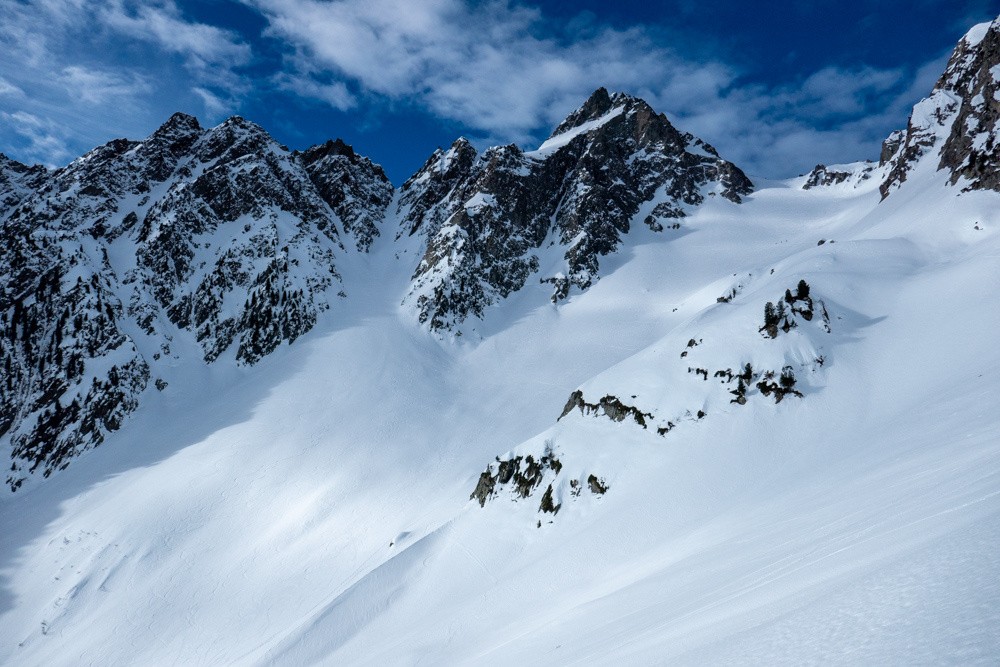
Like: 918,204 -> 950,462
3,134 -> 1000,665
463,192 -> 496,212
527,106 -> 626,158
963,20 -> 995,49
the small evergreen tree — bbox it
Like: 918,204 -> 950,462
780,367 -> 796,389
764,302 -> 777,328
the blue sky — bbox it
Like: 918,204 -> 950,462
0,0 -> 996,182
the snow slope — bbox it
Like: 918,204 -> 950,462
1,144 -> 999,665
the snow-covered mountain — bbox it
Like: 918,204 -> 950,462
397,88 -> 752,330
1,15 -> 1000,666
881,17 -> 1000,197
0,114 -> 392,488
1,88 -> 750,489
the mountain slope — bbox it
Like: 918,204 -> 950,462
0,114 -> 392,488
2,147 -> 998,664
1,15 -> 1000,667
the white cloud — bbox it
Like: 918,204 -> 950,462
245,0 -> 949,175
272,73 -> 357,111
0,111 -> 73,165
247,0 -> 741,144
0,0 -> 254,165
60,66 -> 151,105
0,77 -> 24,97
192,87 -> 230,118
97,0 -> 251,90
0,0 -> 968,176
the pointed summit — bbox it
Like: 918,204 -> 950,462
156,111 -> 202,135
396,87 -> 752,330
880,15 -> 1000,197
297,137 -> 394,252
550,87 -> 615,137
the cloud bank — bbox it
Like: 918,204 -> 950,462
0,0 -> 963,177
0,0 -> 249,164
247,0 -> 950,173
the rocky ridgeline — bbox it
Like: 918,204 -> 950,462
802,163 -> 874,190
0,114 -> 392,489
0,88 -> 754,488
398,88 -> 753,330
881,17 -> 1000,197
5,15 -> 1000,491
0,154 -> 48,211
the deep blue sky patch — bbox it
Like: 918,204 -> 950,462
0,0 -> 996,181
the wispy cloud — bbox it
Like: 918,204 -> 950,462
245,0 -> 954,174
0,0 -> 980,176
96,0 -> 251,93
59,66 -> 151,105
0,111 -> 73,165
0,0 -> 254,165
669,54 -> 952,174
192,87 -> 230,117
0,77 -> 24,97
246,0 -> 741,144
98,0 -> 251,68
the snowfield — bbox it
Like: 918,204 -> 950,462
1,148 -> 999,665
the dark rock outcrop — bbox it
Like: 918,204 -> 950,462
802,163 -> 873,189
0,113 -> 393,488
559,390 -> 654,428
881,17 -> 1000,197
471,447 -> 605,520
398,89 -> 753,330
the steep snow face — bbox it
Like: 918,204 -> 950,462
396,87 -> 753,331
0,113 -> 393,489
1,140 -> 999,665
881,17 -> 1000,196
527,104 -> 626,157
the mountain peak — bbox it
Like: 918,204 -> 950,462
300,137 -> 357,160
880,12 -> 1000,197
958,16 -> 1000,50
156,111 -> 202,135
549,87 -> 620,138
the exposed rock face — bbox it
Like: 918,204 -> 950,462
554,279 -> 831,446
802,163 -> 874,190
297,139 -> 394,251
398,88 -> 754,330
881,17 -> 1000,198
559,390 -> 654,428
470,446 -> 606,521
0,154 -> 47,213
0,113 -> 393,488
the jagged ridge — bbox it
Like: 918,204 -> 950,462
397,88 -> 754,330
0,113 -> 393,488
